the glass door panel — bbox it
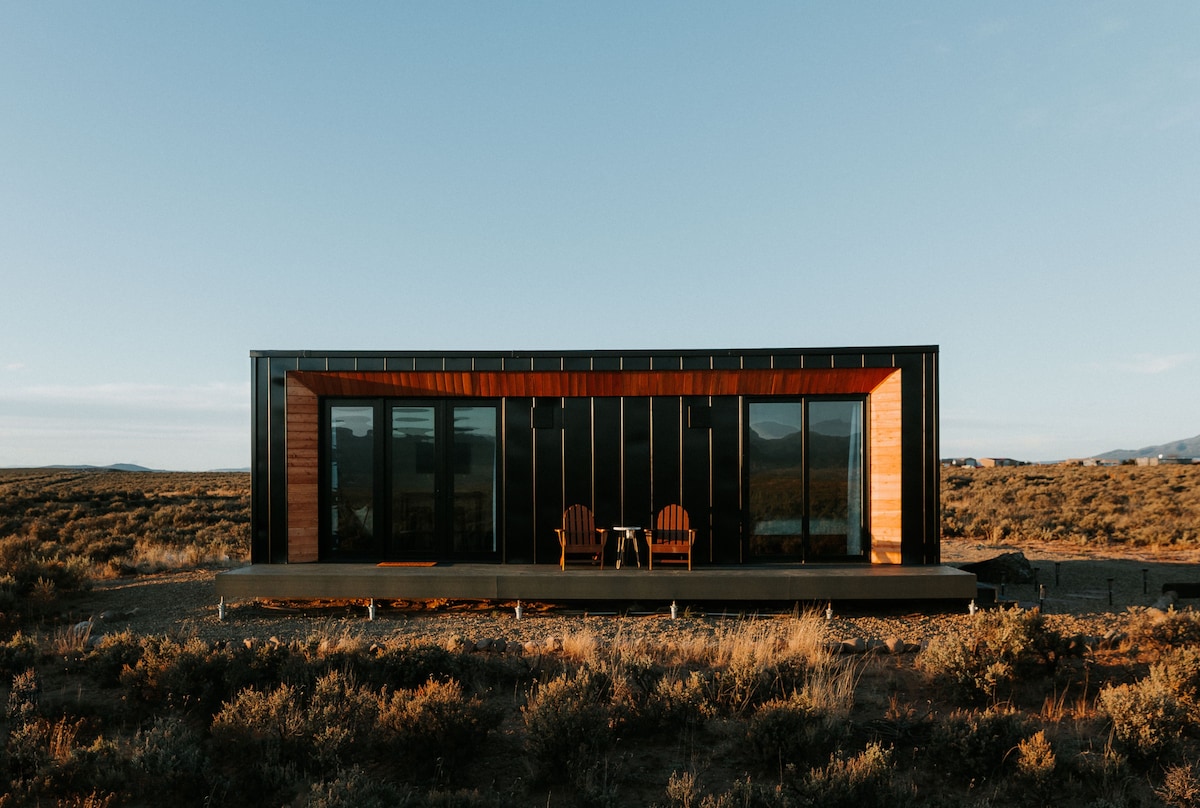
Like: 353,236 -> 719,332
748,401 -> 805,557
390,406 -> 437,556
328,405 -> 377,557
449,406 -> 498,555
807,401 -> 864,558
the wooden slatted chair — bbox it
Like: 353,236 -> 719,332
554,504 -> 608,570
645,504 -> 696,570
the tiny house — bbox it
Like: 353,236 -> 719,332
248,347 -> 940,571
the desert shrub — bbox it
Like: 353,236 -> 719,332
303,767 -> 406,808
746,690 -> 849,770
1065,744 -> 1139,808
0,574 -> 18,616
928,705 -> 1028,779
1098,676 -> 1189,760
304,772 -> 519,808
208,683 -> 306,803
1156,760 -> 1200,808
1145,646 -> 1200,720
1014,729 -> 1057,794
80,629 -> 146,684
599,649 -> 712,739
660,775 -> 775,808
212,672 -> 495,784
377,678 -> 497,775
0,632 -> 38,678
4,715 -> 77,788
798,742 -> 911,808
6,668 -> 41,733
305,671 -> 383,772
637,669 -> 714,734
114,634 -> 290,716
711,653 -> 781,714
522,666 -> 614,783
700,617 -> 833,716
918,608 -> 1063,699
118,636 -> 232,712
1125,607 -> 1200,648
3,712 -> 128,801
211,681 -> 315,770
0,535 -> 90,613
128,715 -> 210,800
348,640 -> 472,690
50,791 -> 117,808
1098,646 -> 1200,762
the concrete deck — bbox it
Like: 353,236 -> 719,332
216,563 -> 976,605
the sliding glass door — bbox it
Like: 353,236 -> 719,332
807,400 -> 864,557
328,404 -> 380,556
747,398 -> 865,561
324,400 -> 498,561
389,405 -> 437,556
447,405 -> 498,556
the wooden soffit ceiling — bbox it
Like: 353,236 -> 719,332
288,368 -> 898,398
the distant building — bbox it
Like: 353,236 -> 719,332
1136,455 -> 1197,466
978,457 -> 1022,468
943,458 -> 979,468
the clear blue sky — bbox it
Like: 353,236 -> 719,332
2,3 -> 1197,470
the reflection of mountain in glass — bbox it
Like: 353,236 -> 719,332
750,420 -> 800,440
748,429 -> 851,468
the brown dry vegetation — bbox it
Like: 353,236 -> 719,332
942,464 -> 1200,548
1,465 -> 1199,807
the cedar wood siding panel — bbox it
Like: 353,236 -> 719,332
285,375 -> 320,562
869,371 -> 903,563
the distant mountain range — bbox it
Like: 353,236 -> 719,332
43,463 -> 158,472
1094,433 -> 1200,461
27,464 -> 251,473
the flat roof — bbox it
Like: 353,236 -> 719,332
251,345 -> 938,359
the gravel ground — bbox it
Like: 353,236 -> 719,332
68,538 -> 1200,654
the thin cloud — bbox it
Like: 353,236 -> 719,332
0,381 -> 249,412
1110,353 -> 1194,375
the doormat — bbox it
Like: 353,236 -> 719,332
377,561 -> 438,567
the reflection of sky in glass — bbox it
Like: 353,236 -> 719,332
332,407 -> 374,437
392,407 -> 434,438
454,407 -> 494,436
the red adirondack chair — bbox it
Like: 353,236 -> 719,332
645,504 -> 696,570
554,504 -> 608,570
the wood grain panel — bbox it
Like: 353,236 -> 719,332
869,371 -> 903,564
289,368 -> 896,399
286,375 -> 320,562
